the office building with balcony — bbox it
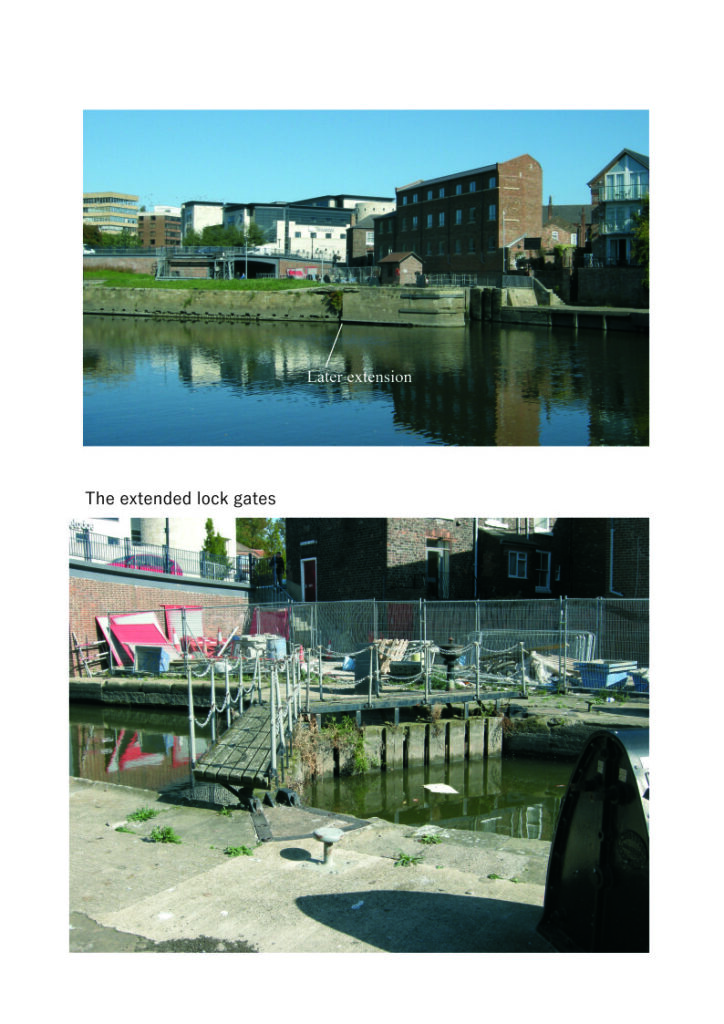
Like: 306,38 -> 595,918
377,155 -> 542,276
83,192 -> 139,235
587,149 -> 649,266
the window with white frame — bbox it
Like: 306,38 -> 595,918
535,550 -> 552,592
508,550 -> 527,578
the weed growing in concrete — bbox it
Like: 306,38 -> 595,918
149,825 -> 182,844
394,851 -> 423,867
115,825 -> 136,834
224,845 -> 254,857
218,806 -> 232,817
127,806 -> 160,822
418,834 -> 443,846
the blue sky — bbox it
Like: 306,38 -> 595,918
83,109 -> 648,210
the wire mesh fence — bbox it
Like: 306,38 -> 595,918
77,595 -> 648,698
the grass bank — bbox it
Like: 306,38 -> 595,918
83,269 -> 325,291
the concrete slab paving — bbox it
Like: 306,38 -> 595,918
70,777 -> 554,953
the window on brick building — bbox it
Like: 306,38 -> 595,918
426,214 -> 433,228
438,211 -> 445,226
535,550 -> 552,592
455,209 -> 462,225
508,550 -> 527,578
488,204 -> 496,221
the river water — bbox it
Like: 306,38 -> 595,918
69,703 -> 573,842
83,315 -> 648,446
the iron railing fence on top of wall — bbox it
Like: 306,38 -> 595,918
69,526 -> 251,583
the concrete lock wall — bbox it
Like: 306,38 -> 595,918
83,286 -> 467,327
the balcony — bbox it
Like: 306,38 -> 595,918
599,218 -> 634,235
599,183 -> 649,202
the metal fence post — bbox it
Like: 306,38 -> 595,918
368,644 -> 373,704
225,661 -> 231,729
210,664 -> 216,742
186,664 -> 197,774
520,641 -> 527,697
475,641 -> 480,699
270,665 -> 277,779
562,597 -> 569,694
318,645 -> 324,700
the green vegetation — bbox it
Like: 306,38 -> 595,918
631,194 -> 649,285
149,825 -> 182,844
127,806 -> 160,822
218,807 -> 232,817
394,851 -> 423,867
323,715 -> 374,775
202,518 -> 233,576
115,825 -> 136,834
83,268 -> 322,291
418,834 -> 443,846
223,845 -> 255,857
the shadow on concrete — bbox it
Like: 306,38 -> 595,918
280,847 -> 314,862
296,890 -> 553,952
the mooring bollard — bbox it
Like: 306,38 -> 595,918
313,827 -> 343,866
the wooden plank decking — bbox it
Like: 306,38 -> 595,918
194,704 -> 274,790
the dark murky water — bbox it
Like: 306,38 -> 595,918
69,703 -> 573,841
83,316 -> 648,446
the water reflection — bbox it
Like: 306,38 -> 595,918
307,758 -> 574,842
83,316 -> 648,445
69,704 -> 212,794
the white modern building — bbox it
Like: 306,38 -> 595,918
180,200 -> 225,240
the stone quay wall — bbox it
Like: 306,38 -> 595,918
83,285 -> 467,327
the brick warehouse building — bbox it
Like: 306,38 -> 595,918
285,519 -> 478,603
376,154 -> 543,276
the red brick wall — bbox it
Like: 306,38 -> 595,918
69,575 -> 249,674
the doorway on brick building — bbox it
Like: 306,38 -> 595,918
425,538 -> 450,599
301,557 -> 317,602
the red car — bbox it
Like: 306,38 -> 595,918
109,554 -> 183,576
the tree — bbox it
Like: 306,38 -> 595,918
236,518 -> 285,555
202,518 -> 233,574
631,194 -> 649,285
83,224 -> 102,247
